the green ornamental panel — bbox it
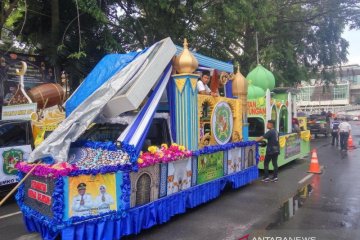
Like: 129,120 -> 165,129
197,152 -> 224,184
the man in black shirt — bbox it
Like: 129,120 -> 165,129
256,120 -> 280,182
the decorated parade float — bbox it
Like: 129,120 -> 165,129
13,38 -> 259,240
245,65 -> 311,169
0,60 -> 66,190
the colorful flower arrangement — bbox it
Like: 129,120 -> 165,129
16,162 -> 78,178
137,143 -> 192,168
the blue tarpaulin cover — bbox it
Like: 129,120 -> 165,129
65,52 -> 140,116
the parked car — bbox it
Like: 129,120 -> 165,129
307,114 -> 331,137
353,116 -> 359,121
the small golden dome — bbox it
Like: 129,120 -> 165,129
232,66 -> 248,96
174,38 -> 198,74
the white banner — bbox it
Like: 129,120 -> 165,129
0,145 -> 32,186
1,103 -> 37,120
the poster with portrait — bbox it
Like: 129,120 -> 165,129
197,152 -> 224,184
64,173 -> 121,219
227,147 -> 242,174
0,51 -> 55,106
167,158 -> 192,195
244,145 -> 256,169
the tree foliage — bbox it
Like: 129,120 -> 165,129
1,0 -> 360,89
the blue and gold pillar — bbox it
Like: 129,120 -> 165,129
172,74 -> 199,150
171,38 -> 200,150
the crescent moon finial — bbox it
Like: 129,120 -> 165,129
16,61 -> 27,76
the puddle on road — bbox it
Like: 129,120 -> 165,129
266,184 -> 313,229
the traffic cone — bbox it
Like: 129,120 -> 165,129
348,135 -> 355,149
308,149 -> 322,174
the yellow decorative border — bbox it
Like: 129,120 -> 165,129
197,96 -> 240,147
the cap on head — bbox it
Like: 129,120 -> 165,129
77,183 -> 86,190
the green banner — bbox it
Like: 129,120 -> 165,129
285,134 -> 301,158
197,152 -> 224,184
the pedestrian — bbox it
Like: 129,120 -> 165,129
331,117 -> 340,147
256,120 -> 280,182
338,118 -> 351,151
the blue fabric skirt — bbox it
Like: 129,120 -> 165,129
24,166 -> 258,240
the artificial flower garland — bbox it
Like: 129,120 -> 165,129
137,143 -> 192,168
16,162 -> 78,178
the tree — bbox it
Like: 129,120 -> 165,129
2,0 -> 360,89
2,0 -> 122,90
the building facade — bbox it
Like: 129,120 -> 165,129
296,64 -> 360,112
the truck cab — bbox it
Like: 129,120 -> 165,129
307,114 -> 331,137
72,115 -> 172,154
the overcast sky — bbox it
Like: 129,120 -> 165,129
343,28 -> 360,65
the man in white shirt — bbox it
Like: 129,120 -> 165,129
197,70 -> 211,95
338,119 -> 351,151
71,183 -> 93,217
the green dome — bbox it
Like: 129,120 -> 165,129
247,83 -> 265,99
246,64 -> 275,91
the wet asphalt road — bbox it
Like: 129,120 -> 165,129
0,123 -> 360,240
267,122 -> 360,240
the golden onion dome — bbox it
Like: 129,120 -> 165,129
174,38 -> 198,74
232,66 -> 248,97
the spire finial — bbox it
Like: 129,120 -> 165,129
183,38 -> 188,49
173,38 -> 198,74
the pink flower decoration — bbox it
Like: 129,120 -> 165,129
137,143 -> 193,168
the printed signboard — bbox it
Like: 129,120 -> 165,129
0,51 -> 55,106
197,152 -> 224,184
285,134 -> 301,158
227,147 -> 242,174
0,145 -> 31,186
167,158 -> 192,195
64,173 -> 121,219
244,145 -> 256,169
1,103 -> 37,120
23,175 -> 55,218
247,98 -> 266,116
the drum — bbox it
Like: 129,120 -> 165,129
27,83 -> 65,108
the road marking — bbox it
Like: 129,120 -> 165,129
298,173 -> 313,185
0,211 -> 21,219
